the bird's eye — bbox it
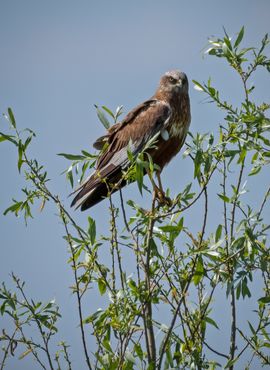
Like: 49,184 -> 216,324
169,77 -> 176,83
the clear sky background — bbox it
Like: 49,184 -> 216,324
1,1 -> 270,369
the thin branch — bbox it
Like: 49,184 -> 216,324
257,185 -> 270,221
203,340 -> 229,359
60,209 -> 92,370
143,194 -> 157,367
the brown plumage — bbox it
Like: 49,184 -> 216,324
71,70 -> 191,211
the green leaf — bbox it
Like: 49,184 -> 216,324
1,302 -> 6,315
217,194 -> 230,203
231,236 -> 245,250
83,308 -> 103,324
225,358 -> 238,369
248,166 -> 261,176
24,135 -> 32,150
135,158 -> 144,195
223,34 -> 233,50
192,80 -> 205,92
95,105 -> 110,129
3,201 -> 23,216
248,321 -> 256,336
237,146 -> 247,164
224,150 -> 240,158
0,135 -> 7,143
165,345 -> 174,367
81,150 -> 96,158
241,278 -> 251,299
0,132 -> 18,146
194,149 -> 203,179
88,216 -> 96,245
127,142 -> 134,162
234,26 -> 244,48
258,296 -> 270,304
134,342 -> 143,361
8,108 -> 16,128
58,153 -> 85,160
205,316 -> 219,330
66,167 -> 74,188
18,140 -> 24,172
215,224 -> 222,242
193,256 -> 204,285
101,105 -> 115,119
98,279 -> 107,295
159,225 -> 181,233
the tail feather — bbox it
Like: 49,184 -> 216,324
70,159 -> 127,210
71,182 -> 109,211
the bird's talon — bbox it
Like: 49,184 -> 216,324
154,188 -> 172,207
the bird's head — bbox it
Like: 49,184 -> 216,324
158,70 -> 189,96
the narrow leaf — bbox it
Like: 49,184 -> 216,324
18,140 -> 23,172
258,296 -> 270,304
8,108 -> 16,128
88,216 -> 96,245
98,279 -> 106,295
215,224 -> 222,242
205,316 -> 219,330
95,106 -> 110,129
218,194 -> 230,203
101,105 -> 115,119
58,153 -> 85,160
234,26 -> 244,48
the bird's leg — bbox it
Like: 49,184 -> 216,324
146,169 -> 160,198
146,168 -> 171,206
146,170 -> 172,206
155,172 -> 172,206
156,171 -> 165,194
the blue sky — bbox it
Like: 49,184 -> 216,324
1,1 -> 270,368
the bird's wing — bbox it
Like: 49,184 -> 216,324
71,99 -> 171,208
93,99 -> 157,150
96,99 -> 171,171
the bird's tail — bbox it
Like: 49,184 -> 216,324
70,172 -> 127,211
70,180 -> 110,211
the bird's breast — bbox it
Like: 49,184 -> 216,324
169,120 -> 189,138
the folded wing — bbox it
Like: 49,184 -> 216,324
71,99 -> 171,210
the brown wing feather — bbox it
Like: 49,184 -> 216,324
96,99 -> 170,168
92,99 -> 156,151
71,99 -> 171,210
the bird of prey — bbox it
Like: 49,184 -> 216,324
71,70 -> 191,211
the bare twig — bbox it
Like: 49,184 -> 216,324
143,194 -> 157,367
